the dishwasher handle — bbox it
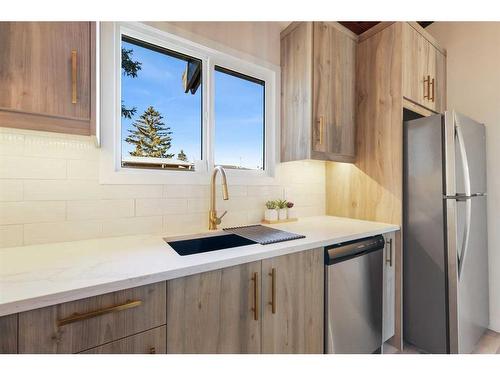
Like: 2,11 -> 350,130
325,235 -> 385,265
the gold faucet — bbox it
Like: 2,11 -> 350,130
209,166 -> 229,230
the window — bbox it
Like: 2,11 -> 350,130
100,22 -> 278,184
120,36 -> 202,170
214,66 -> 265,170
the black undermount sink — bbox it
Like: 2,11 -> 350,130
166,233 -> 257,256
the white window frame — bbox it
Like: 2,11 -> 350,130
99,22 -> 279,185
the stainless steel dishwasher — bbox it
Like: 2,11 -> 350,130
325,235 -> 385,354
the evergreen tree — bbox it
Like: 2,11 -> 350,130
121,47 -> 142,119
177,149 -> 188,162
125,106 -> 174,158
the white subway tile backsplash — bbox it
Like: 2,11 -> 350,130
101,184 -> 164,199
67,200 -> 134,221
0,225 -> 23,247
24,220 -> 102,245
0,201 -> 66,225
0,156 -> 67,179
67,159 -> 99,180
24,180 -> 102,201
0,180 -> 23,201
0,129 -> 326,248
166,184 -> 209,198
102,216 -> 163,237
135,198 -> 187,216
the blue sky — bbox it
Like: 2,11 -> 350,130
121,39 -> 264,169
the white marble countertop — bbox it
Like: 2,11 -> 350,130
0,215 -> 399,317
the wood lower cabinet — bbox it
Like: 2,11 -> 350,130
281,22 -> 357,163
18,282 -> 166,354
0,22 -> 95,135
261,248 -> 324,354
167,261 -> 261,353
81,326 -> 166,354
383,231 -> 396,342
0,314 -> 18,354
166,248 -> 324,354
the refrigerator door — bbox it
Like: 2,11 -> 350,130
444,111 -> 489,353
455,195 -> 489,353
403,114 -> 448,353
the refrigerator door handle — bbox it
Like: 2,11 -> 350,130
455,123 -> 472,279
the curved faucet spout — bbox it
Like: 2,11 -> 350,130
209,166 -> 229,230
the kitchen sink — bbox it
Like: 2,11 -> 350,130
166,233 -> 257,256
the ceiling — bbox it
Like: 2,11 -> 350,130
339,21 -> 434,35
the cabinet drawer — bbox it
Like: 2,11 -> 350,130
18,282 -> 166,353
81,326 -> 166,354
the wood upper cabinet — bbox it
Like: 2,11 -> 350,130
281,22 -> 357,163
402,23 -> 446,113
0,22 -> 95,135
0,314 -> 18,354
167,261 -> 261,354
261,248 -> 324,354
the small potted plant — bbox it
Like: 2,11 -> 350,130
287,201 -> 298,219
264,200 -> 278,221
276,199 -> 288,221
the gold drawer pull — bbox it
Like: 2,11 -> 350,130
71,50 -> 77,104
430,77 -> 435,102
57,300 -> 142,327
269,268 -> 276,314
251,272 -> 259,321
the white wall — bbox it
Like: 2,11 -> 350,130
427,22 -> 500,332
0,22 -> 326,248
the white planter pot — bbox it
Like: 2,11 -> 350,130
278,208 -> 287,221
264,209 -> 278,221
287,208 -> 298,219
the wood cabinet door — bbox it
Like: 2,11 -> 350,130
433,49 -> 446,113
382,231 -> 396,342
0,22 -> 92,134
312,22 -> 356,162
0,314 -> 18,354
167,261 -> 261,353
262,248 -> 324,354
81,326 -> 166,354
280,22 -> 313,162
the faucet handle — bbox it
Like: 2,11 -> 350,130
217,210 -> 228,221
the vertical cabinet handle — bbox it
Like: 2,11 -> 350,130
268,268 -> 276,314
430,77 -> 435,102
423,75 -> 430,100
71,50 -> 77,104
385,238 -> 393,267
317,116 -> 324,145
251,272 -> 259,321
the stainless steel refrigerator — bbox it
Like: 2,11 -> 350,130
404,111 -> 489,354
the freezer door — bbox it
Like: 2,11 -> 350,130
455,195 -> 489,353
446,111 -> 487,195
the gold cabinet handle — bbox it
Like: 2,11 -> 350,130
317,116 -> 324,145
430,77 -> 435,102
71,50 -> 77,104
423,75 -> 430,100
268,268 -> 276,314
385,238 -> 393,267
57,300 -> 142,327
251,272 -> 259,321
